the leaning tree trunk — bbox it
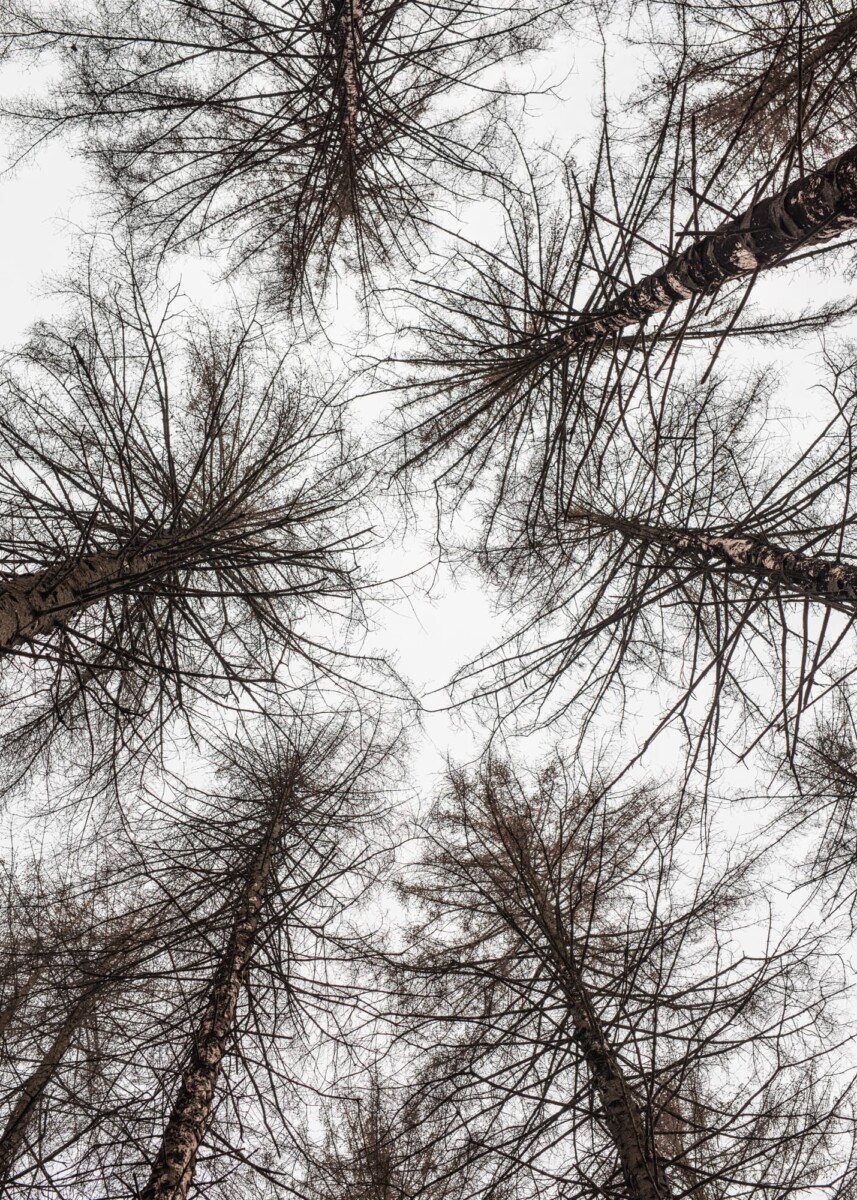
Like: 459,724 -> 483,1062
574,509 -> 857,607
140,804 -> 286,1200
0,985 -> 98,1184
562,141 -> 857,350
0,961 -> 44,1041
0,550 -> 161,654
524,878 -> 672,1199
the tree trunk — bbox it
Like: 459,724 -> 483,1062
333,0 -> 363,216
563,981 -> 671,1200
140,806 -> 286,1200
0,987 -> 98,1183
0,550 -> 157,654
0,963 -> 44,1041
572,509 -> 857,606
562,141 -> 857,350
524,879 -> 671,1199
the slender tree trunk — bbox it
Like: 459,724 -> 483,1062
331,0 -> 363,216
572,509 -> 857,605
0,963 -> 44,1041
563,975 -> 671,1200
0,987 -> 97,1183
0,550 -> 158,653
140,805 -> 286,1200
562,141 -> 857,349
521,873 -> 671,1199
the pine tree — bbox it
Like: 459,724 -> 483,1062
400,755 -> 856,1198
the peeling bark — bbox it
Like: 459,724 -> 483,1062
332,0 -> 363,216
140,805 -> 286,1200
570,510 -> 857,605
0,987 -> 98,1183
669,529 -> 857,601
0,550 -> 157,654
562,141 -> 857,350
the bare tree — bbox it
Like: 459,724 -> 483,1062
643,0 -> 857,175
0,258 -> 382,790
391,132 -> 857,506
398,337 -> 857,774
399,753 -> 857,1199
0,851 -> 176,1194
54,708 -> 397,1200
0,0 -> 573,309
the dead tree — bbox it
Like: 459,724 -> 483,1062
399,754 -> 857,1198
0,261 -> 379,790
645,0 -> 857,174
75,708 -> 396,1200
0,0 -> 573,308
766,685 -> 857,922
0,708 -> 397,1196
392,131 -> 857,503
414,342 -> 857,771
0,854 -> 175,1194
306,1077 -> 481,1200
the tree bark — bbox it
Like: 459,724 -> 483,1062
571,509 -> 857,606
0,987 -> 98,1183
333,0 -> 363,216
563,978 -> 671,1200
140,805 -> 286,1200
0,550 -> 158,654
522,878 -> 671,1199
562,141 -> 857,350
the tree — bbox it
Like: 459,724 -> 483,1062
0,850 -> 174,1194
0,258 -> 378,790
34,707 -> 398,1199
392,132 -> 857,507
404,341 -> 857,771
645,0 -> 857,175
399,753 -> 857,1199
0,0 -> 573,309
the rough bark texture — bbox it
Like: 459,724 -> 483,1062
670,529 -> 857,601
529,888 -> 671,1199
562,140 -> 857,349
0,987 -> 98,1182
140,807 -> 285,1200
564,983 -> 671,1200
574,510 -> 857,605
0,550 -> 156,653
333,0 -> 363,216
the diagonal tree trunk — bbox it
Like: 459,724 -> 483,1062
140,802 -> 287,1200
0,549 -> 162,654
570,509 -> 857,606
514,857 -> 672,1199
562,141 -> 857,350
0,985 -> 99,1184
0,962 -> 45,1041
